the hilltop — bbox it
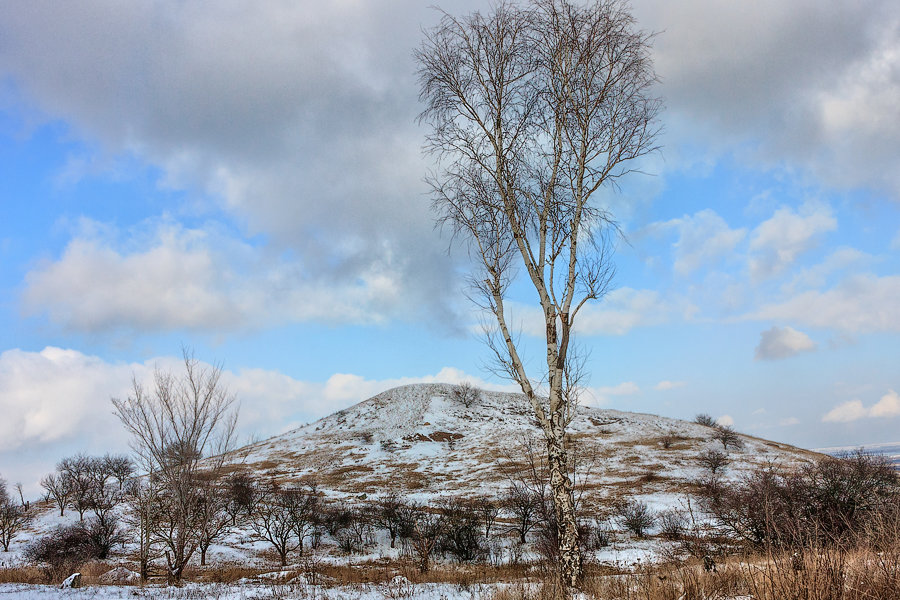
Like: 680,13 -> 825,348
233,383 -> 819,509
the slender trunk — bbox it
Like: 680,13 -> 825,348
547,434 -> 582,587
200,545 -> 207,566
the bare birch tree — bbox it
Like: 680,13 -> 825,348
112,349 -> 238,584
417,0 -> 660,585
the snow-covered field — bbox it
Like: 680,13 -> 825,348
1,384 -> 822,598
0,580 -> 499,600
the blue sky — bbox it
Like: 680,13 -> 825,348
1,0 -> 899,492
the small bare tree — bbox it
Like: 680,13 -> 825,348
453,382 -> 481,408
712,425 -> 744,452
409,505 -> 445,573
698,448 -> 729,474
0,477 -> 31,552
371,490 -> 409,549
250,485 -> 305,567
417,0 -> 661,585
112,349 -> 238,584
695,414 -> 716,427
40,473 -> 71,517
122,478 -> 159,583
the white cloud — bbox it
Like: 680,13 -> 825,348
651,210 -> 746,275
749,274 -> 900,333
870,390 -> 900,418
586,381 -> 640,406
502,287 -> 690,338
748,203 -> 837,281
754,326 -> 817,360
785,247 -> 870,292
0,1 -> 462,329
573,288 -> 693,336
823,390 -> 900,422
654,380 -> 686,391
779,417 -> 800,426
22,220 -> 433,332
0,346 -> 503,493
716,415 -> 734,427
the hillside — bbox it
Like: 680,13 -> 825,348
233,383 -> 819,510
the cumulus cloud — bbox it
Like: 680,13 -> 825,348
654,380 -> 686,391
0,345 -> 499,493
754,326 -> 817,360
748,203 -> 837,281
502,287 -> 691,338
583,381 -> 640,406
716,415 -> 735,427
749,274 -> 900,333
575,288 -> 693,336
651,209 -> 747,275
823,390 -> 900,422
634,0 -> 900,198
0,1 -> 470,331
22,219 -> 438,332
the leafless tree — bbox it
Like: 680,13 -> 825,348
250,485 -> 305,567
112,349 -> 238,584
196,480 -> 232,566
371,490 -> 409,549
122,478 -> 159,583
417,0 -> 660,585
698,448 -> 729,474
473,495 -> 501,540
409,505 -> 445,573
712,425 -> 744,452
453,382 -> 481,408
0,477 -> 31,552
41,473 -> 71,517
695,413 -> 716,427
58,455 -> 93,521
504,482 -> 542,544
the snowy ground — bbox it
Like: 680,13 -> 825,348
0,580 -> 500,600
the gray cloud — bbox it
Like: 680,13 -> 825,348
635,0 -> 900,198
754,325 -> 816,360
0,1 -> 486,331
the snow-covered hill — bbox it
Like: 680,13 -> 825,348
234,383 -> 819,509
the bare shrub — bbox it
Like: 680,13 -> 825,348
24,524 -> 99,582
698,451 -> 900,549
658,508 -> 688,541
504,483 -> 541,544
695,414 -> 716,427
618,499 -> 656,538
712,425 -> 744,451
698,449 -> 730,474
438,497 -> 484,563
453,382 -> 481,408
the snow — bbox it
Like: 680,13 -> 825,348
1,383 -> 820,598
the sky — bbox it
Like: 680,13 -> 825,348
1,0 -> 899,494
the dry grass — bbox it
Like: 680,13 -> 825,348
500,543 -> 900,600
0,566 -> 45,584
